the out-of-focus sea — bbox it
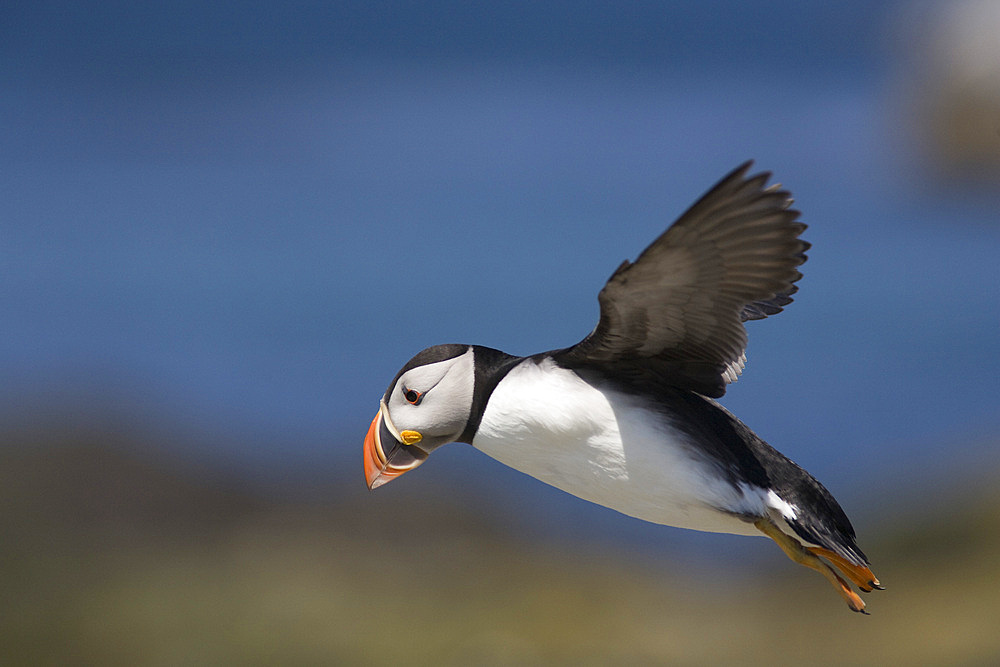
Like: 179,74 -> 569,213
3,2 -> 999,549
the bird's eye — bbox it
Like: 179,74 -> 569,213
403,388 -> 423,405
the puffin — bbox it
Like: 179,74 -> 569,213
363,162 -> 881,613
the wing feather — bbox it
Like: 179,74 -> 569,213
555,161 -> 808,398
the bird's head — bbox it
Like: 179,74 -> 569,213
364,344 -> 475,489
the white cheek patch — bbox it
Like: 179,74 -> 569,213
388,348 -> 475,439
395,354 -> 463,400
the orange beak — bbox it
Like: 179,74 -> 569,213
364,409 -> 428,490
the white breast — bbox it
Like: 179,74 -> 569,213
472,358 -> 775,536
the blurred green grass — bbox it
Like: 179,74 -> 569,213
2,426 -> 999,666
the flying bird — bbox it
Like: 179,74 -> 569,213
363,162 -> 881,613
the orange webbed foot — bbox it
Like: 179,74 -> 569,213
806,546 -> 882,593
754,518 -> 876,614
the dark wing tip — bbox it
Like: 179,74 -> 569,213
732,159 -> 757,178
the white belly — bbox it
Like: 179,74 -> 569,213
473,359 -> 772,537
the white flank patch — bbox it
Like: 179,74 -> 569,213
766,489 -> 799,521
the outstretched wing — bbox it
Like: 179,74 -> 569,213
555,161 -> 809,398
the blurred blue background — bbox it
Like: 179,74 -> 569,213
5,0 -> 997,488
3,2 -> 1000,661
